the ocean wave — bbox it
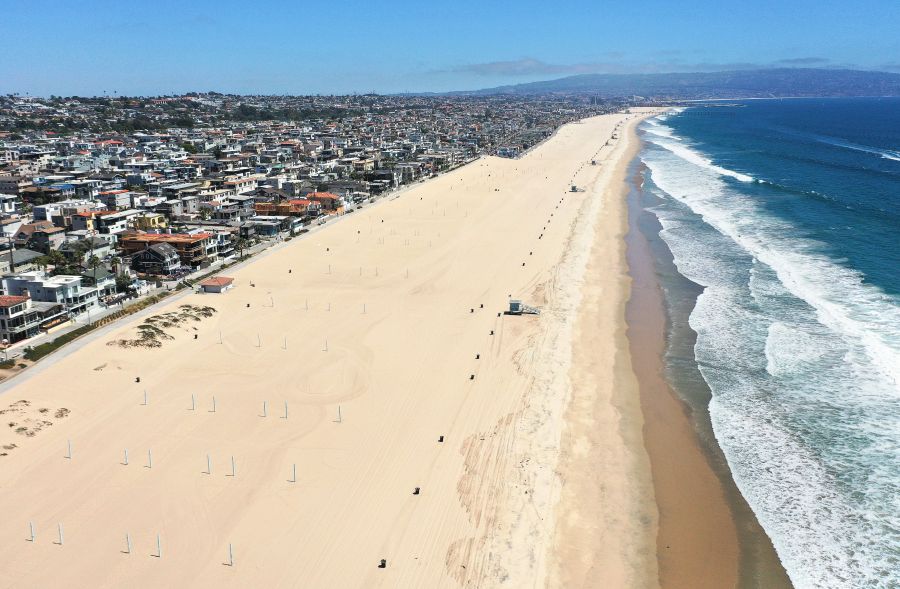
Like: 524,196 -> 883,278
764,322 -> 826,376
642,123 -> 681,141
813,134 -> 900,162
710,391 -> 899,588
639,120 -> 900,587
641,127 -> 755,182
644,136 -> 900,386
777,126 -> 900,163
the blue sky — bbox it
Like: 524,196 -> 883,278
2,0 -> 899,96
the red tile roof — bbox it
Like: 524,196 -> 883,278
199,276 -> 233,287
0,295 -> 29,307
121,232 -> 212,244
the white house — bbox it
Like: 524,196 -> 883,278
2,271 -> 100,317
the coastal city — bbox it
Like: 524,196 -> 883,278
0,93 -> 619,362
2,1 -> 897,588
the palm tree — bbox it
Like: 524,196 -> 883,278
70,248 -> 85,270
235,237 -> 249,259
87,254 -> 102,282
46,250 -> 66,273
34,255 -> 51,271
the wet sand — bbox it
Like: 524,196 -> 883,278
625,158 -> 740,587
625,150 -> 793,587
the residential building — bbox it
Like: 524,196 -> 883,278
2,271 -> 100,316
0,248 -> 43,275
119,232 -> 216,268
130,243 -> 182,276
0,295 -> 45,344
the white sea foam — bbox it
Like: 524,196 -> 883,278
642,123 -> 680,141
642,122 -> 900,385
639,115 -> 900,588
764,322 -> 825,376
650,135 -> 755,182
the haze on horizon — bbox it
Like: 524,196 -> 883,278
2,0 -> 899,97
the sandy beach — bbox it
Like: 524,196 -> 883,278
0,111 -> 662,588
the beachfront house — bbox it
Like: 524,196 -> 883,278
130,243 -> 182,276
119,232 -> 217,269
2,270 -> 100,317
0,294 -> 44,344
307,191 -> 342,213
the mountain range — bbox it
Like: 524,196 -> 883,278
458,68 -> 900,99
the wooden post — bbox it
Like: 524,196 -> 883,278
65,439 -> 72,459
156,534 -> 161,558
191,393 -> 196,411
147,449 -> 152,469
28,521 -> 35,542
125,533 -> 132,554
123,448 -> 129,465
212,396 -> 217,413
57,523 -> 63,546
228,543 -> 234,566
283,401 -> 288,419
230,456 -> 236,477
142,390 -> 148,406
290,463 -> 296,483
262,401 -> 267,417
206,453 -> 211,475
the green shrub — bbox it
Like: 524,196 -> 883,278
23,292 -> 171,362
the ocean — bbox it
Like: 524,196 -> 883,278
636,98 -> 900,588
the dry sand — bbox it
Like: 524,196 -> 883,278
0,111 -> 660,588
548,114 -> 661,589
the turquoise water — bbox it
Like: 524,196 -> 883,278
637,98 -> 900,589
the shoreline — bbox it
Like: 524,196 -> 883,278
624,155 -> 740,587
625,125 -> 793,586
0,108 -> 793,588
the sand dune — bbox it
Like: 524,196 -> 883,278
0,112 -> 654,588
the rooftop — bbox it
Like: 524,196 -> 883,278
0,294 -> 29,307
199,276 -> 233,287
121,232 -> 213,244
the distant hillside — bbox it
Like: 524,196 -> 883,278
461,68 -> 900,99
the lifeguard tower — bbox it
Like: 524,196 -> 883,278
508,299 -> 540,315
